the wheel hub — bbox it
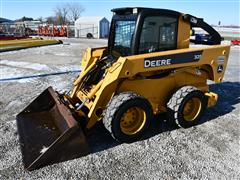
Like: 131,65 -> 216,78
120,107 -> 146,135
183,97 -> 202,121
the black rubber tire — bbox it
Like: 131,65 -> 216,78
86,33 -> 93,39
167,86 -> 207,128
103,92 -> 153,143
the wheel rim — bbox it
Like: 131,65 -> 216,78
183,97 -> 202,121
120,107 -> 146,135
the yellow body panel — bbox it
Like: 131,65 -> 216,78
69,44 -> 230,129
81,47 -> 107,70
121,45 -> 230,83
117,71 -> 209,114
177,15 -> 190,49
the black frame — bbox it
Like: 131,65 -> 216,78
135,10 -> 179,54
108,7 -> 221,56
108,8 -> 181,56
108,14 -> 137,56
133,9 -> 180,55
183,14 -> 222,45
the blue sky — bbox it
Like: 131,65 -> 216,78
1,0 -> 240,26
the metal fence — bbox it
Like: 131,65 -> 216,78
0,23 -> 75,37
0,23 -> 27,37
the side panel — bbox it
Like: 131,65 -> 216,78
177,15 -> 190,49
117,70 -> 209,114
122,45 -> 230,83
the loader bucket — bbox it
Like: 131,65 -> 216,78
16,87 -> 90,171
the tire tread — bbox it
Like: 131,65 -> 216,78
103,92 -> 145,140
167,86 -> 199,128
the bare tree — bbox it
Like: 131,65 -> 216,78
66,3 -> 85,22
53,3 -> 84,25
37,17 -> 43,23
54,5 -> 68,25
46,16 -> 56,24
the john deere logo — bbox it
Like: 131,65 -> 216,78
190,17 -> 198,24
144,59 -> 171,68
144,51 -> 203,68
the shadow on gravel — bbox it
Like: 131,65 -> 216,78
87,81 -> 240,154
24,82 -> 239,169
202,81 -> 240,123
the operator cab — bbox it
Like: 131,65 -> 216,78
108,7 -> 221,57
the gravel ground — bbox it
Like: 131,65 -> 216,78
0,39 -> 239,179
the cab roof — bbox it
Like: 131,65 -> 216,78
111,7 -> 181,16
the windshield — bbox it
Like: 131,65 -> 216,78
112,20 -> 136,56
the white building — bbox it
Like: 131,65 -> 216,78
75,16 -> 110,38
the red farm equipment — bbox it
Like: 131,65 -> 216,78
231,39 -> 240,46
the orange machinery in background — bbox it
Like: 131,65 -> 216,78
38,25 -> 67,37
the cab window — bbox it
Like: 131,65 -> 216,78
112,20 -> 136,56
139,16 -> 178,54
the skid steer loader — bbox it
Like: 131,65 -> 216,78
16,7 -> 230,170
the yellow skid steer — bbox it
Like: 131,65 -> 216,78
16,7 -> 230,170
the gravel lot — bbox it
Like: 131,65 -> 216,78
0,39 -> 239,179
